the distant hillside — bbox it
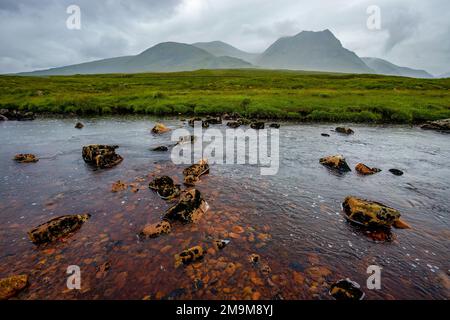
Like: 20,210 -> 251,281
439,72 -> 450,78
192,41 -> 259,64
362,57 -> 433,78
257,30 -> 373,74
20,42 -> 252,76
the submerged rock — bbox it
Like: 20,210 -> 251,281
75,122 -> 84,129
214,239 -> 230,250
151,123 -> 170,134
151,146 -> 169,152
227,121 -> 241,128
250,122 -> 265,130
174,245 -> 204,267
342,196 -> 411,229
329,279 -> 365,300
111,180 -> 127,193
336,127 -> 354,135
188,117 -> 202,127
319,155 -> 351,172
149,176 -> 180,199
0,275 -> 28,300
355,163 -> 381,175
82,145 -> 123,169
177,135 -> 196,145
164,189 -> 208,223
389,169 -> 404,176
28,214 -> 91,244
421,119 -> 450,132
183,159 -> 210,186
13,154 -> 38,163
269,123 -> 280,128
139,221 -> 171,239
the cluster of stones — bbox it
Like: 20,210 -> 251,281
0,109 -> 35,121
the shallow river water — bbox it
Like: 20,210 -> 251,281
0,117 -> 449,300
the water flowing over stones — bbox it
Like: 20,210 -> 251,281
28,214 -> 91,244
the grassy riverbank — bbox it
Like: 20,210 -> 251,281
1,69 -> 449,123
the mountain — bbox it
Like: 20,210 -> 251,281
438,72 -> 450,78
20,42 -> 252,76
257,29 -> 373,74
362,57 -> 433,78
192,41 -> 259,64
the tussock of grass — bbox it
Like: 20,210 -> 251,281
1,69 -> 449,123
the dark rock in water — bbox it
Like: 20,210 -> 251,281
177,135 -> 196,145
192,278 -> 204,291
269,123 -> 280,128
251,122 -> 265,130
149,176 -> 180,199
223,112 -> 240,120
389,169 -> 404,176
75,122 -> 84,129
13,154 -> 38,163
227,121 -> 241,128
139,220 -> 171,239
151,123 -> 170,134
0,109 -> 35,121
329,279 -> 365,300
342,196 -> 410,229
164,189 -> 209,223
421,119 -> 450,132
28,214 -> 91,244
321,133 -> 330,137
214,239 -> 230,250
336,127 -> 354,135
163,287 -> 187,300
152,146 -> 169,152
0,274 -> 28,300
183,159 -> 209,186
82,145 -> 123,169
319,155 -> 351,172
188,117 -> 209,128
237,118 -> 252,125
174,245 -> 204,267
355,163 -> 381,175
205,116 -> 222,125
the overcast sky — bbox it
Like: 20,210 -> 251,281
1,0 -> 449,75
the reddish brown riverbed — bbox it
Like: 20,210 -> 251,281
0,117 -> 449,300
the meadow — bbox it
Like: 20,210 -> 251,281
1,69 -> 449,123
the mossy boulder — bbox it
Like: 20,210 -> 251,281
174,245 -> 204,267
336,127 -> 354,135
139,221 -> 171,239
342,196 -> 410,229
319,155 -> 351,172
355,163 -> 381,175
0,275 -> 28,300
13,154 -> 38,163
164,189 -> 208,223
149,176 -> 180,200
82,145 -> 123,169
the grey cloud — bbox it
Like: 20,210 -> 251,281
0,0 -> 449,75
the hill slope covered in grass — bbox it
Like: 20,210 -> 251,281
1,69 -> 449,123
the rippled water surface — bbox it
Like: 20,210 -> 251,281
0,117 -> 449,300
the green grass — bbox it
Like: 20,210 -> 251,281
1,69 -> 450,123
